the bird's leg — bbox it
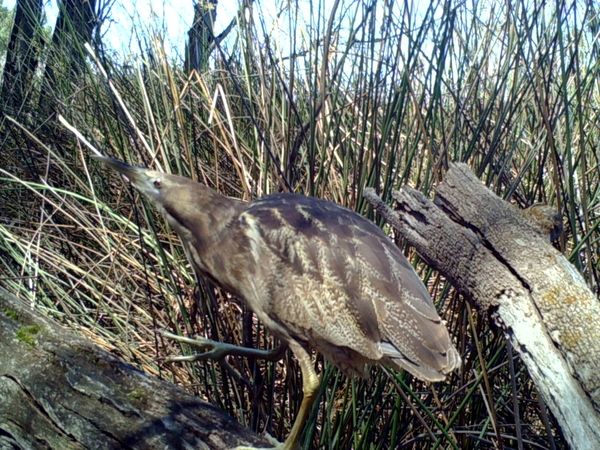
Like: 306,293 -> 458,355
233,341 -> 320,450
278,341 -> 320,449
160,330 -> 287,362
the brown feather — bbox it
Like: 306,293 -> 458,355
95,156 -> 460,382
229,194 -> 461,380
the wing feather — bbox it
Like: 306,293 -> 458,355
239,193 -> 460,380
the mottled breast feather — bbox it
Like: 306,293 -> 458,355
237,193 -> 460,380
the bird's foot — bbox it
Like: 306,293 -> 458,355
159,330 -> 287,362
232,432 -> 297,450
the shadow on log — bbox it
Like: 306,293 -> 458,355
364,162 -> 600,450
0,287 -> 272,449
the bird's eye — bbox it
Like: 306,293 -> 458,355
153,179 -> 162,189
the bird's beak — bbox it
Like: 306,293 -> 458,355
92,155 -> 145,184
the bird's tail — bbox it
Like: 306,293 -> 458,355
378,300 -> 461,382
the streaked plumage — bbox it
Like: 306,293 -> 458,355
95,156 -> 460,449
237,194 -> 460,380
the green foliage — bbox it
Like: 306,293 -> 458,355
16,324 -> 41,346
1,0 -> 599,448
2,307 -> 19,321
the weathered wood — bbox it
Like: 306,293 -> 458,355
364,162 -> 600,450
0,287 -> 272,450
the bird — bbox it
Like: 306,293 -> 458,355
94,155 -> 461,450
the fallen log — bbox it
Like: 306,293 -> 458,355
0,287 -> 272,449
364,162 -> 600,450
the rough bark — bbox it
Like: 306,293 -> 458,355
364,162 -> 600,450
0,287 -> 272,450
39,0 -> 98,116
0,0 -> 43,116
185,0 -> 217,73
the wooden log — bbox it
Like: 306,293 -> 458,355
0,287 -> 272,450
364,162 -> 600,450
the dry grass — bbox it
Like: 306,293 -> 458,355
1,0 -> 599,448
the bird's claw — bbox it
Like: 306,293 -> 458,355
159,329 -> 287,362
232,431 -> 293,449
159,329 -> 232,361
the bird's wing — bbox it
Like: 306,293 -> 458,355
238,193 -> 454,379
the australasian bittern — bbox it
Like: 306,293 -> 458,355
95,156 -> 461,450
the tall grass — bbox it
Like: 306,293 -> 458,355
1,0 -> 598,448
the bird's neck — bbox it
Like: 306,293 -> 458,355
160,184 -> 245,277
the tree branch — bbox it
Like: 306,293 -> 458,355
364,162 -> 600,450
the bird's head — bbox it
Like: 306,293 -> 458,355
93,155 -> 172,204
93,155 -> 243,245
